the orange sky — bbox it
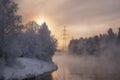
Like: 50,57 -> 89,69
16,0 -> 120,48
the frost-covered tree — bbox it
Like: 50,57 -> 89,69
0,0 -> 22,65
118,28 -> 120,43
68,28 -> 119,56
15,22 -> 57,61
38,23 -> 57,61
107,28 -> 116,41
13,21 -> 40,58
25,21 -> 40,33
68,39 -> 79,54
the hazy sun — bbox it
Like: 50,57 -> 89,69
36,18 -> 45,25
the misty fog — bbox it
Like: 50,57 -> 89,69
52,50 -> 120,80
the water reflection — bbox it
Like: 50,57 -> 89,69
52,52 -> 73,80
52,58 -> 87,80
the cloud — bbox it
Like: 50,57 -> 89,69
16,0 -> 120,38
51,0 -> 120,25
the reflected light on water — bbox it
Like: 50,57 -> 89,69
52,71 -> 57,80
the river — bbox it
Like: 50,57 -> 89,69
52,52 -> 92,80
52,51 -> 120,80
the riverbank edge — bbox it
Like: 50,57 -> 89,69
22,63 -> 58,80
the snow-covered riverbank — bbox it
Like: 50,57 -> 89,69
2,58 -> 57,80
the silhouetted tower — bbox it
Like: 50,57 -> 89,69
63,26 -> 67,51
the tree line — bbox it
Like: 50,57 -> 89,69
68,28 -> 120,56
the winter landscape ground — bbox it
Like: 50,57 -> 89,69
3,58 -> 56,80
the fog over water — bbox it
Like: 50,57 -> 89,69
52,51 -> 120,80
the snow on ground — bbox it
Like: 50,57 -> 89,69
3,58 -> 57,80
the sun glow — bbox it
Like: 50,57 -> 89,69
36,18 -> 45,25
35,16 -> 64,49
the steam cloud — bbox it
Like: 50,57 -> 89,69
53,49 -> 120,80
